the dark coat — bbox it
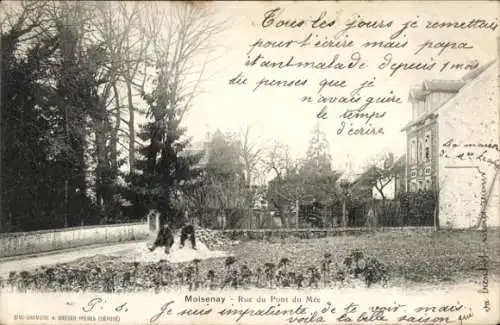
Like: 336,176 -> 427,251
154,226 -> 174,248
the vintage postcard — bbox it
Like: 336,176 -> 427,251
0,1 -> 499,324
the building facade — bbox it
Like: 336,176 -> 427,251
402,60 -> 499,229
403,81 -> 462,193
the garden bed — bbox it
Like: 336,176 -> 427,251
2,230 -> 498,293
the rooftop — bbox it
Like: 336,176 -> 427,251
408,80 -> 465,102
402,59 -> 497,131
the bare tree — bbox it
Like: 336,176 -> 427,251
121,3 -> 155,173
93,2 -> 134,170
147,2 -> 225,123
1,1 -> 49,52
265,141 -> 303,228
236,126 -> 265,188
184,173 -> 248,229
93,2 -> 156,174
234,126 -> 266,228
362,152 -> 403,201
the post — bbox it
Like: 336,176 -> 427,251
295,199 -> 299,229
0,94 -> 2,232
155,212 -> 160,232
64,179 -> 69,227
249,207 -> 254,229
64,98 -> 69,229
433,198 -> 439,231
340,180 -> 350,229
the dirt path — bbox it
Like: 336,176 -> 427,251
0,239 -> 234,277
0,241 -> 143,277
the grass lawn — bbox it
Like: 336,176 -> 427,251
3,229 -> 499,292
199,229 -> 500,287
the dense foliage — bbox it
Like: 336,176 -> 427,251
1,2 -> 223,232
125,65 -> 204,227
1,5 -> 112,230
266,123 -> 341,228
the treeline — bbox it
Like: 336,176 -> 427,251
0,1 -> 224,232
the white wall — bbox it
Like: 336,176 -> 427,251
437,61 -> 499,229
0,223 -> 149,258
372,178 -> 396,200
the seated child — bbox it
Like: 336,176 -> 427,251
148,224 -> 175,254
179,222 -> 196,250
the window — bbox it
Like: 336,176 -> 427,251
419,141 -> 424,163
410,181 -> 418,192
424,177 -> 432,191
410,169 -> 417,178
410,138 -> 417,164
424,132 -> 432,163
418,180 -> 424,191
425,167 -> 432,175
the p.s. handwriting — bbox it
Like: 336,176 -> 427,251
82,297 -> 128,313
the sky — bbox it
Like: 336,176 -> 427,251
168,1 -> 498,173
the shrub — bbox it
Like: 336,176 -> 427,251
397,190 -> 437,226
342,250 -> 389,287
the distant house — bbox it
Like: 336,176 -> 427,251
393,155 -> 407,195
346,153 -> 406,201
401,60 -> 499,229
180,136 -> 210,170
250,185 -> 268,210
371,154 -> 406,200
349,169 -> 374,200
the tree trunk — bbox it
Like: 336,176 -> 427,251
295,200 -> 299,229
278,205 -> 288,228
376,185 -> 386,201
126,80 -> 135,174
249,207 -> 254,229
342,199 -> 347,228
64,179 -> 69,227
94,115 -> 108,217
109,82 -> 121,169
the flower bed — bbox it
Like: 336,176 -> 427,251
0,250 -> 389,293
2,229 -> 498,293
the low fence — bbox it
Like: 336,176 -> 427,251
0,220 -> 437,258
219,226 -> 436,241
0,222 -> 150,258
